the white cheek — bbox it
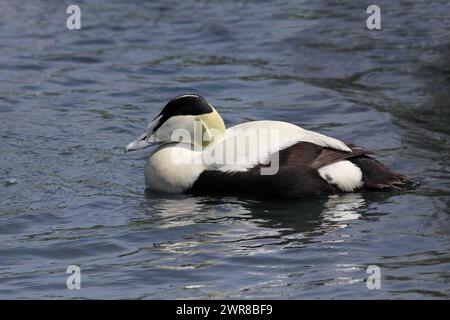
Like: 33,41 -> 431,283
153,122 -> 172,141
154,116 -> 197,142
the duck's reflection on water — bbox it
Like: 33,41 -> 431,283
137,189 -> 381,249
321,193 -> 365,224
129,190 -> 395,290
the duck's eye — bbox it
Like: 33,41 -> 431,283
140,135 -> 147,142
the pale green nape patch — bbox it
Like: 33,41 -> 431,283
197,108 -> 226,147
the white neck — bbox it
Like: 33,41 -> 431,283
144,143 -> 205,193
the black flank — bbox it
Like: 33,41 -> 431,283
187,141 -> 412,198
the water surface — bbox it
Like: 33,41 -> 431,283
1,0 -> 449,299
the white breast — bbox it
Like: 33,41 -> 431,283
144,144 -> 205,193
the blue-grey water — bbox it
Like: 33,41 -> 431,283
1,0 -> 449,299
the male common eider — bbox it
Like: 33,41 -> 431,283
125,94 -> 410,198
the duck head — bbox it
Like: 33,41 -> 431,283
124,94 -> 226,153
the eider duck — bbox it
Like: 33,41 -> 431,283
125,94 -> 410,198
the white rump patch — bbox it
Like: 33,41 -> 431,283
318,160 -> 364,192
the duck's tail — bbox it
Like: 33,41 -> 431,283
349,156 -> 413,190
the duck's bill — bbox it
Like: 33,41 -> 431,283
124,132 -> 157,153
